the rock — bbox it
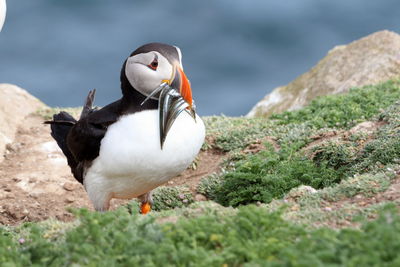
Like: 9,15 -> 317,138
5,204 -> 26,220
65,197 -> 75,203
349,121 -> 380,135
285,185 -> 317,201
0,84 -> 45,162
63,182 -> 77,191
195,194 -> 207,201
248,30 -> 400,118
5,142 -> 21,152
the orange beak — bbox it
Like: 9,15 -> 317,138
171,65 -> 193,109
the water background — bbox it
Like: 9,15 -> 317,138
0,0 -> 399,116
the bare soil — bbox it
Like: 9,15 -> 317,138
0,114 -> 225,225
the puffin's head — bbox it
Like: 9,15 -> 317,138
124,43 -> 193,109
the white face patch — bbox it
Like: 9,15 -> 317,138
125,51 -> 173,98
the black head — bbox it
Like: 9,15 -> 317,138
120,42 -> 193,109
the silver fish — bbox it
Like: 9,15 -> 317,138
140,82 -> 169,106
141,83 -> 196,149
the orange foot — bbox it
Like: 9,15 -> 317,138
140,202 -> 151,214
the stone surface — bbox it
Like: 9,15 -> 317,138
248,30 -> 400,117
0,84 -> 45,161
349,121 -> 381,135
195,194 -> 207,201
63,182 -> 77,191
285,185 -> 317,202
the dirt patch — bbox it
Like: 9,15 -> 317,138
306,131 -> 342,150
243,136 -> 280,154
0,114 -> 225,226
167,149 -> 226,193
0,114 -> 92,225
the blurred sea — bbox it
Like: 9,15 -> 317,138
0,0 -> 399,116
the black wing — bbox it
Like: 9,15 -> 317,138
46,90 -> 121,183
66,99 -> 121,178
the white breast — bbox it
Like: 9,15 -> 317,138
84,109 -> 205,202
0,0 -> 5,32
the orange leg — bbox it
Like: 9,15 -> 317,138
138,191 -> 153,214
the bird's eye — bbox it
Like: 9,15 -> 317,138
148,58 -> 158,70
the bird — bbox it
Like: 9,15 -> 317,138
0,0 -> 6,32
45,43 -> 205,213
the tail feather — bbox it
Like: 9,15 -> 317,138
44,90 -> 97,184
48,111 -> 78,169
80,89 -> 97,119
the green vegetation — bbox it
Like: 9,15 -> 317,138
212,147 -> 341,207
2,79 -> 400,265
204,115 -> 274,151
151,186 -> 194,211
2,205 -> 400,266
201,79 -> 400,208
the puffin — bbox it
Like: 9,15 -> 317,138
0,0 -> 5,31
45,43 -> 205,213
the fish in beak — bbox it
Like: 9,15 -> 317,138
141,65 -> 196,149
